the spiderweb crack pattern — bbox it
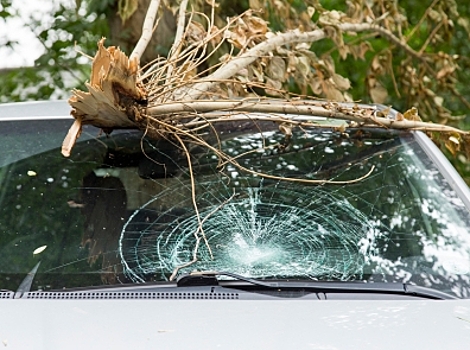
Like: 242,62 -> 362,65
116,128 -> 470,292
119,178 -> 376,282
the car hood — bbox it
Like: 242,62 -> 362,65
1,299 -> 470,349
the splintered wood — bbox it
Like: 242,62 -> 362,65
62,38 -> 146,157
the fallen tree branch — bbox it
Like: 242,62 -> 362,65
143,99 -> 469,135
64,0 -> 470,282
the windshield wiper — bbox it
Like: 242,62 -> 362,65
14,261 -> 41,298
177,271 -> 276,288
176,271 -> 457,300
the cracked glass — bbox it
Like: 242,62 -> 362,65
1,117 -> 470,298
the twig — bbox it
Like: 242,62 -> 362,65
418,21 -> 443,55
130,0 -> 161,62
169,191 -> 237,280
166,0 -> 190,85
405,0 -> 440,43
173,132 -> 213,258
449,86 -> 470,111
144,114 -> 379,185
151,10 -> 245,101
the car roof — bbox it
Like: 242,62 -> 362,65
0,100 -> 72,120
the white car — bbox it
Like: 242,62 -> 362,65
1,100 -> 470,349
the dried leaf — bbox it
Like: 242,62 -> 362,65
370,83 -> 388,104
247,16 -> 268,35
186,21 -> 206,45
319,10 -> 344,26
321,56 -> 336,76
279,122 -> 293,136
267,56 -> 286,82
226,28 -> 246,49
403,107 -> 421,121
265,78 -> 283,96
309,80 -> 323,95
434,96 -> 444,107
371,55 -> 384,74
436,65 -> 456,80
428,9 -> 443,22
325,85 -> 345,101
322,25 -> 347,59
332,74 -> 350,91
249,0 -> 263,10
376,106 -> 391,118
307,6 -> 315,18
343,92 -> 353,102
350,42 -> 372,60
250,66 -> 264,82
335,123 -> 346,133
179,62 -> 197,82
457,17 -> 470,37
297,56 -> 311,77
445,135 -> 460,156
226,13 -> 268,49
449,135 -> 460,145
209,25 -> 223,47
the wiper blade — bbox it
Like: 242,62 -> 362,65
402,284 -> 457,300
176,271 -> 457,300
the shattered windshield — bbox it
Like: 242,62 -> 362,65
1,118 -> 470,298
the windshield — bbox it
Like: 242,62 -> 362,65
1,117 -> 470,298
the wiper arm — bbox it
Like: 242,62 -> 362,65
176,271 -> 457,300
15,261 -> 41,298
176,271 -> 277,288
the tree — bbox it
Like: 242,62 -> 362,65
2,0 -> 470,180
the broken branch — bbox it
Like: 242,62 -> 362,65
130,0 -> 161,63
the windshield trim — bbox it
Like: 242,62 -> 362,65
413,131 -> 470,210
0,116 -> 73,122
